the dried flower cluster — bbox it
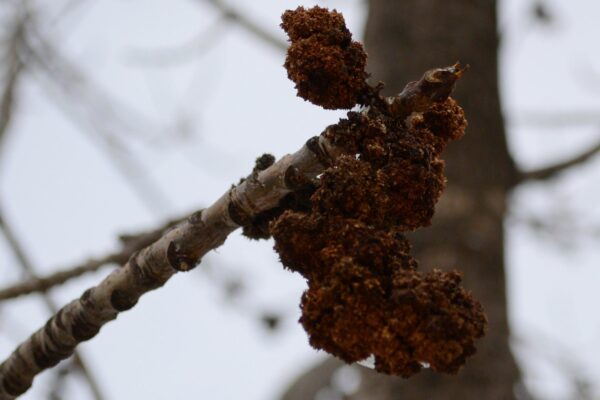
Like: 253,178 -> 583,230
270,7 -> 486,377
0,6 -> 491,398
281,6 -> 370,109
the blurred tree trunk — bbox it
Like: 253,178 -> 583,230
281,1 -> 522,399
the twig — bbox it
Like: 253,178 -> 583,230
1,10 -> 102,398
509,111 -> 600,128
47,361 -> 72,400
0,10 -> 105,398
517,137 -> 600,182
0,134 -> 335,399
0,14 -> 25,154
0,61 -> 23,142
199,0 -> 287,52
0,216 -> 184,301
0,257 -> 116,301
0,66 -> 459,398
0,208 -> 104,400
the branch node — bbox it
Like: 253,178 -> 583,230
305,136 -> 332,167
166,241 -> 195,272
284,165 -> 310,189
110,289 -> 139,312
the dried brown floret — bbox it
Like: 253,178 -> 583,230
281,6 -> 351,45
271,96 -> 481,375
312,156 -> 387,225
241,207 -> 281,240
271,212 -> 416,281
271,52 -> 480,375
271,6 -> 481,378
422,98 -> 467,143
310,155 -> 445,231
298,259 -> 485,377
323,112 -> 372,155
299,258 -> 387,363
318,109 -> 451,230
382,159 -> 446,230
282,6 -> 369,109
393,270 -> 487,374
241,186 -> 313,240
407,98 -> 467,153
253,153 -> 276,173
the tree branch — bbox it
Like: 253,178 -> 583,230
0,216 -> 183,302
200,0 -> 287,52
0,208 -> 104,400
517,136 -> 600,182
0,134 -> 336,399
0,66 -> 460,398
0,12 -> 25,155
0,257 -> 117,301
509,111 -> 600,128
0,11 -> 106,400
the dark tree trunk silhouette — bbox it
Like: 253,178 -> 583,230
282,1 -> 523,398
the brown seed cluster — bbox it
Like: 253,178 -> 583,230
318,97 -> 467,232
281,6 -> 369,109
271,96 -> 483,376
264,6 -> 484,378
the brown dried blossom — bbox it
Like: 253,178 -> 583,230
270,98 -> 482,375
281,6 -> 369,109
268,6 -> 484,378
0,7 -> 483,398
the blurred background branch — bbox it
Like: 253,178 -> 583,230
200,0 -> 287,52
0,206 -> 104,400
517,134 -> 600,182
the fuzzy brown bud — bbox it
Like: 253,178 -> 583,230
281,6 -> 369,109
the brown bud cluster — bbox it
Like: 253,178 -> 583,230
269,6 -> 484,378
281,6 -> 369,109
271,97 -> 483,376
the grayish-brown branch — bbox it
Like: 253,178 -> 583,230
517,136 -> 600,182
0,133 -> 339,399
200,0 -> 287,52
0,11 -> 25,153
509,111 -> 600,128
0,257 -> 117,301
0,216 -> 183,302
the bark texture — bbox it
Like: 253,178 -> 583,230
0,218 -> 181,301
281,1 -> 522,399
